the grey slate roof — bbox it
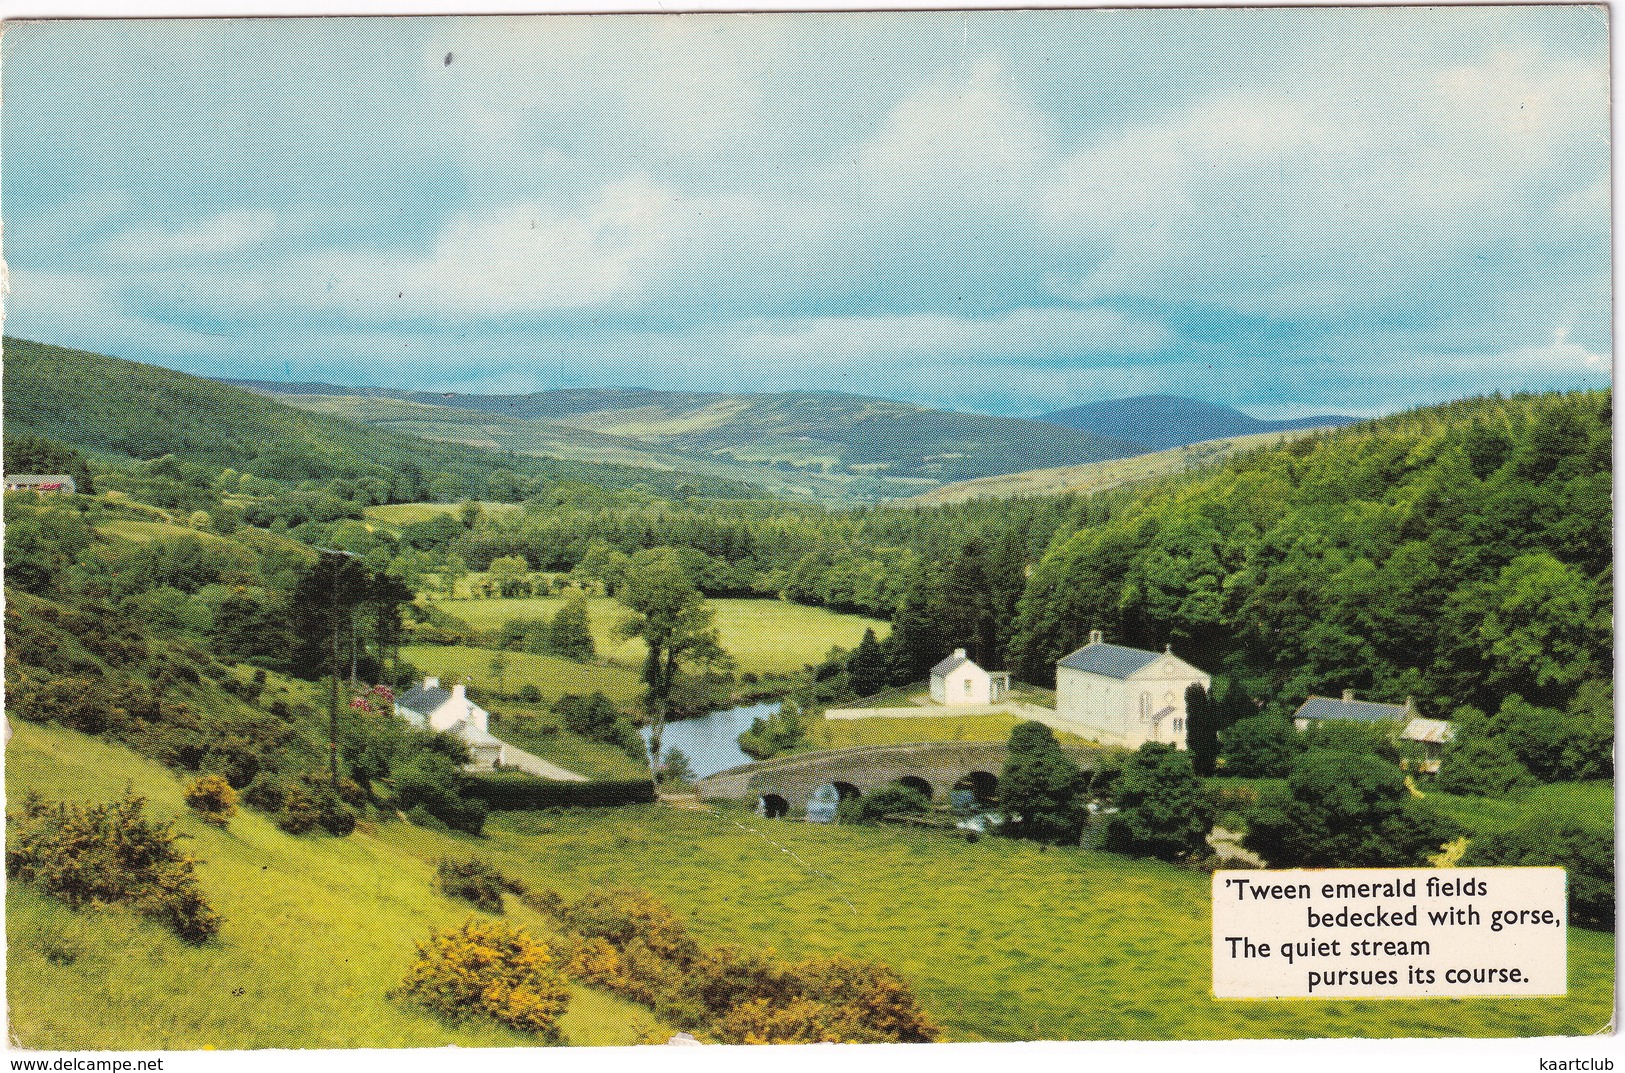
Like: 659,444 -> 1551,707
1293,696 -> 1409,724
1057,642 -> 1162,680
397,685 -> 453,715
930,653 -> 971,676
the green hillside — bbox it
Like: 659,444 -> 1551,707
262,392 -> 864,502
9,721 -> 1613,1047
233,380 -> 1148,495
7,721 -> 664,1049
907,428 -> 1328,504
3,337 -> 759,500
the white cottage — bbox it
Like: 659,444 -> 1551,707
929,649 -> 1011,706
1054,631 -> 1209,749
394,676 -> 506,770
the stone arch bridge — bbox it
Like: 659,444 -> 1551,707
694,741 -> 1105,816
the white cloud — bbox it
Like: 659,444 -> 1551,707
105,210 -> 280,263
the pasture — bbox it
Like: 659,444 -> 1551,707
6,721 -> 1614,1047
398,643 -> 644,706
805,713 -> 1096,753
434,595 -> 889,676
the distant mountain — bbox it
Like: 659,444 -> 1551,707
227,382 -> 1150,499
1039,395 -> 1358,451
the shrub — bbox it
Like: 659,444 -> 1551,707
1243,749 -> 1458,867
1462,819 -> 1614,931
240,773 -> 357,836
183,774 -> 238,827
436,857 -> 516,913
392,919 -> 570,1039
837,783 -> 930,825
391,753 -> 487,835
6,791 -> 221,943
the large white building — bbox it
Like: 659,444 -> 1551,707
929,649 -> 1011,706
1053,631 -> 1210,749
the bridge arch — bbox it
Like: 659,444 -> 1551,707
896,775 -> 934,800
758,793 -> 790,819
697,740 -> 1103,816
953,770 -> 999,804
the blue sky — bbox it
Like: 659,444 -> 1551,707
2,8 -> 1611,418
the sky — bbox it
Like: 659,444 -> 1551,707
1,7 -> 1612,419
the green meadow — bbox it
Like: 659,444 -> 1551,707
806,713 -> 1096,753
8,721 -> 1613,1047
399,643 -> 644,706
433,595 -> 889,676
5,721 -> 664,1050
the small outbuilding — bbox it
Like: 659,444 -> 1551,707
5,474 -> 76,494
929,649 -> 1011,706
1400,717 -> 1455,774
1292,689 -> 1413,731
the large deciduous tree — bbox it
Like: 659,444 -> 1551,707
1102,743 -> 1215,861
616,554 -> 729,770
999,721 -> 1087,844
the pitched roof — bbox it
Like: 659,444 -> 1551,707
930,652 -> 972,676
397,684 -> 452,715
444,719 -> 504,749
1293,696 -> 1409,724
1401,717 -> 1454,744
1057,642 -> 1161,680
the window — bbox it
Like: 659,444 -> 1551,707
1174,718 -> 1184,733
964,679 -> 972,695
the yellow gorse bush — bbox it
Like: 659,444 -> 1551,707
392,918 -> 570,1039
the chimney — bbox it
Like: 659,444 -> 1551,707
425,676 -> 439,690
953,648 -> 966,659
1342,688 -> 1354,703
1405,695 -> 1414,714
452,682 -> 466,703
1089,629 -> 1103,645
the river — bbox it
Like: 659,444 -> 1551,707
641,699 -> 781,778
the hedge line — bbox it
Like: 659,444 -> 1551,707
465,772 -> 656,810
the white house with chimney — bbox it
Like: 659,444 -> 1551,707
394,676 -> 506,770
929,649 -> 1011,706
1053,631 -> 1209,749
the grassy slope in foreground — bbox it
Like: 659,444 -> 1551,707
8,722 -> 1614,1044
6,721 -> 664,1049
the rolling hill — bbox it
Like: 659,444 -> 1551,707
1,338 -> 758,500
227,381 -> 1149,498
1040,394 -> 1357,451
907,428 -> 1329,505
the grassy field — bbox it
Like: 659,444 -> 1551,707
97,518 -> 242,548
480,807 -> 1613,1043
399,644 -> 644,706
434,596 -> 889,676
5,721 -> 664,1049
803,713 -> 1097,753
486,704 -> 650,781
7,721 -> 1614,1046
365,502 -> 524,527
